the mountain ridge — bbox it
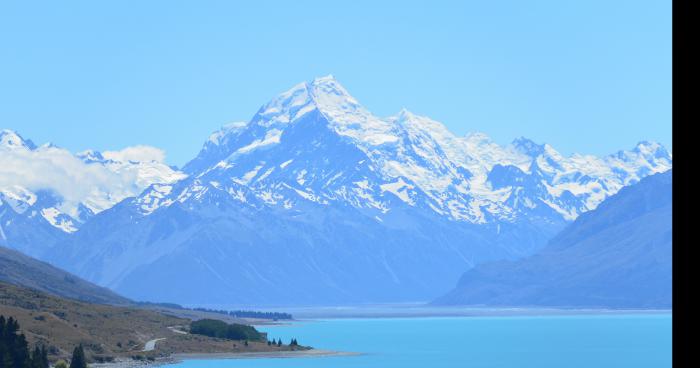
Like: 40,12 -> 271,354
40,76 -> 671,305
0,130 -> 185,255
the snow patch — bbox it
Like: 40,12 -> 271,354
380,178 -> 415,205
40,207 -> 77,232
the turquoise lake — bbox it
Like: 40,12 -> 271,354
169,314 -> 672,368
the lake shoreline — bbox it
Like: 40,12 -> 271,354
245,306 -> 673,320
172,349 -> 361,360
90,349 -> 360,368
91,314 -> 670,368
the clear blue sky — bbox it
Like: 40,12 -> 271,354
1,0 -> 671,166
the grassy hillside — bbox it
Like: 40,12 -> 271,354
0,246 -> 130,305
0,282 -> 302,363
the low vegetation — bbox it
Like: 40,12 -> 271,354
137,303 -> 293,321
0,281 -> 186,361
189,319 -> 264,341
0,282 -> 309,363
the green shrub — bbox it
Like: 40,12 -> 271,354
190,319 -> 263,341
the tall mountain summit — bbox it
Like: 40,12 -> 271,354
4,76 -> 670,305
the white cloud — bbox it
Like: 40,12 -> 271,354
0,142 -> 183,218
103,145 -> 167,163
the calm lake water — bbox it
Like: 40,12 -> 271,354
169,314 -> 672,368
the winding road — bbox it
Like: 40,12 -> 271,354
168,326 -> 188,335
141,326 -> 188,352
141,338 -> 166,352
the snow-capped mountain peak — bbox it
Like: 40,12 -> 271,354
4,76 -> 668,246
207,121 -> 249,145
511,137 -> 545,157
1,131 -> 186,240
76,149 -> 107,163
392,108 -> 452,136
34,76 -> 672,306
0,129 -> 37,150
172,76 -> 671,227
632,140 -> 671,159
306,74 -> 364,116
254,76 -> 399,147
183,76 -> 400,174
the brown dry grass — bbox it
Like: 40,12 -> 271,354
0,282 -> 302,363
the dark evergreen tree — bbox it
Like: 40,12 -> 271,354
15,334 -> 31,368
40,346 -> 49,368
1,315 -> 48,368
31,346 -> 42,368
69,345 -> 87,368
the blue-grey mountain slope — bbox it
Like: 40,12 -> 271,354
433,170 -> 672,308
46,76 -> 671,306
0,245 -> 130,305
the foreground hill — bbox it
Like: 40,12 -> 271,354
0,282 -> 300,363
0,281 -> 185,361
0,246 -> 130,305
46,76 -> 671,305
434,170 -> 672,308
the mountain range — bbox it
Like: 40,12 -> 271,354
433,170 -> 672,308
1,76 -> 671,305
0,129 -> 184,256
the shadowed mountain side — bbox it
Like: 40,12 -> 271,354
434,170 -> 672,308
55,196 -> 546,305
0,246 -> 131,305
